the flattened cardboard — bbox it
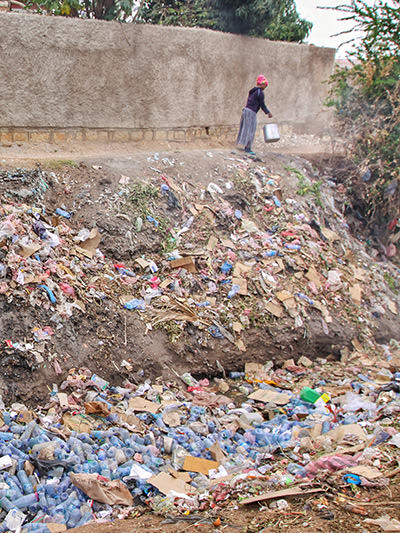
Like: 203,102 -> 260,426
240,487 -> 324,505
128,397 -> 160,414
183,455 -> 220,476
265,301 -> 284,318
249,389 -> 290,405
208,442 -> 226,463
170,257 -> 196,273
148,472 -> 191,495
350,284 -> 362,305
347,465 -> 382,480
79,228 -> 101,258
47,525 -> 67,533
231,277 -> 248,295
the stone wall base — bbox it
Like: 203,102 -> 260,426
0,126 -> 239,144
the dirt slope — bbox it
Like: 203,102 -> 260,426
0,134 -> 398,407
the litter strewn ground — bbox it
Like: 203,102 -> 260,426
0,141 -> 399,531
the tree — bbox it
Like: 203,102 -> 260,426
138,0 -> 313,43
137,0 -> 215,27
327,0 -> 400,247
26,0 -> 138,19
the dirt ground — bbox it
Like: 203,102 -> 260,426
71,482 -> 400,533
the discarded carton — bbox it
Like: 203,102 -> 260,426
183,455 -> 220,476
70,473 -> 133,506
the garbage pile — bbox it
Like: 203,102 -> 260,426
0,159 -> 399,372
0,351 -> 400,531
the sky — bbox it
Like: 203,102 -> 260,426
294,0 -> 363,57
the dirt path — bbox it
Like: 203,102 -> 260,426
0,132 -> 341,166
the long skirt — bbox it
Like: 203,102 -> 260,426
236,107 -> 257,148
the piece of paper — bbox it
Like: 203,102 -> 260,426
47,524 -> 67,532
347,465 -> 382,480
135,258 -> 150,269
318,423 -> 368,444
62,413 -> 97,433
364,515 -> 400,531
18,242 -> 41,259
170,257 -> 196,273
298,356 -> 313,367
208,442 -> 226,463
167,467 -> 192,483
306,266 -> 322,288
57,393 -> 69,408
231,277 -> 248,295
206,236 -> 218,251
70,473 -> 133,506
183,456 -> 220,476
128,397 -> 160,414
148,472 -> 191,496
249,389 -> 290,405
162,410 -> 181,427
321,227 -> 339,242
233,262 -> 252,277
350,284 -> 362,305
240,487 -> 324,505
265,301 -> 284,318
78,228 -> 101,258
84,401 -> 110,416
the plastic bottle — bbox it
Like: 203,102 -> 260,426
0,495 -> 14,512
21,421 -> 37,441
227,284 -> 240,299
272,195 -> 281,208
287,463 -> 307,477
296,293 -> 314,305
13,492 -> 38,509
284,243 -> 301,250
0,431 -> 14,441
55,208 -> 71,218
17,469 -> 34,494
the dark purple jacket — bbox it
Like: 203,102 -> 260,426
246,87 -> 270,115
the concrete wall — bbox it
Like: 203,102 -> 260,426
0,12 -> 335,140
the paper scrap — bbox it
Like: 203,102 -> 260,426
347,465 -> 382,480
240,487 -> 324,505
183,455 -> 220,476
148,472 -> 191,496
265,301 -> 284,318
249,389 -> 290,405
350,284 -> 362,305
231,277 -> 248,295
128,397 -> 160,414
170,257 -> 196,273
78,228 -> 101,258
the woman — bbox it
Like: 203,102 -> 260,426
237,75 -> 272,155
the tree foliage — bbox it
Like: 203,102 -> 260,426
327,0 -> 400,246
138,0 -> 312,42
26,0 -> 312,41
26,0 -> 136,20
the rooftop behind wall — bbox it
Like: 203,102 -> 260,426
0,12 -> 336,139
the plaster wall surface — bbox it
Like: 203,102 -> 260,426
0,12 -> 335,133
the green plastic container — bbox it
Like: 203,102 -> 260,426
300,387 -> 321,404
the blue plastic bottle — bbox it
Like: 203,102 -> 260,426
13,492 -> 38,509
17,469 -> 34,494
0,495 -> 13,512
